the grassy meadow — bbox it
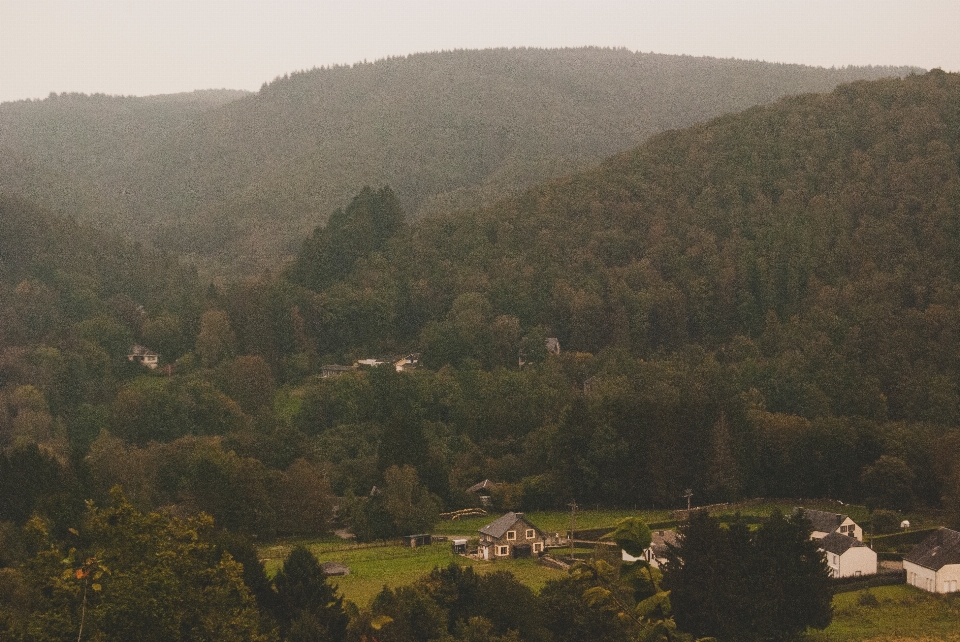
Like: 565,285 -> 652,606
259,501 -> 949,618
809,585 -> 960,641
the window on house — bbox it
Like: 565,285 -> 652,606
526,529 -> 535,539
506,531 -> 516,540
497,546 -> 508,556
533,543 -> 542,553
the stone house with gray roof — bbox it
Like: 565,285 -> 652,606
478,512 -> 546,560
904,527 -> 960,593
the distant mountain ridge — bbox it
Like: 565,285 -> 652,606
0,47 -> 922,276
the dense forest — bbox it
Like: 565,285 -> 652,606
0,48 -> 918,276
2,69 -> 959,539
2,61 -> 960,640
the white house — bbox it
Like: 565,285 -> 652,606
819,532 -> 877,578
798,508 -> 863,541
621,529 -> 677,568
903,527 -> 960,593
127,344 -> 159,369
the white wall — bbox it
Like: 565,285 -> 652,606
837,546 -> 876,577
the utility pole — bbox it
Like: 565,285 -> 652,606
684,488 -> 693,511
568,500 -> 578,561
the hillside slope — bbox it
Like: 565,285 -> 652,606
0,48 -> 919,276
283,70 -> 960,426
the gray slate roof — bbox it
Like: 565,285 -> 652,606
480,512 -> 531,538
819,531 -> 867,555
904,528 -> 960,571
649,530 -> 678,556
796,508 -> 849,534
466,479 -> 498,493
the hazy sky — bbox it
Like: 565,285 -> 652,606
2,0 -> 958,103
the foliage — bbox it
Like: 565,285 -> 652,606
662,510 -> 832,641
274,545 -> 349,642
0,488 -> 273,641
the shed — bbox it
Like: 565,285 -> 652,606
451,538 -> 468,554
404,534 -> 432,548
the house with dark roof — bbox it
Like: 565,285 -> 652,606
621,529 -> 677,569
904,527 -> 960,593
796,508 -> 863,541
478,512 -> 545,560
127,344 -> 159,369
466,479 -> 498,507
818,532 -> 877,577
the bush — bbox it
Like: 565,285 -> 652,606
857,589 -> 879,606
871,509 -> 902,535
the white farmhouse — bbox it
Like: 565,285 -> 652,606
819,532 -> 877,578
798,508 -> 863,541
903,527 -> 960,593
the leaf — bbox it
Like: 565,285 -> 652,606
604,517 -> 652,557
91,583 -> 102,592
635,590 -> 671,619
582,586 -> 612,607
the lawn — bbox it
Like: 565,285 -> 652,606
260,540 -> 567,608
806,585 -> 960,641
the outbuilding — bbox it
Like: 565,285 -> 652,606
904,527 -> 960,593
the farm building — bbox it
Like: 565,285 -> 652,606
904,527 -> 960,593
404,534 -> 432,548
621,529 -> 677,568
818,532 -> 877,578
796,508 -> 863,541
478,512 -> 546,560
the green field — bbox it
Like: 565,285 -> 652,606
259,502 -> 946,617
260,540 -> 567,608
808,585 -> 960,641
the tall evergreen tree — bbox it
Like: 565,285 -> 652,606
273,546 -> 349,642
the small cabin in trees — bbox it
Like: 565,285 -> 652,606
127,344 -> 159,369
478,512 -> 546,560
466,479 -> 498,507
796,508 -> 863,541
321,364 -> 356,378
904,527 -> 960,593
818,532 -> 877,578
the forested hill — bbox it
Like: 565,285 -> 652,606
0,193 -> 203,390
289,70 -> 960,425
0,48 -> 918,277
